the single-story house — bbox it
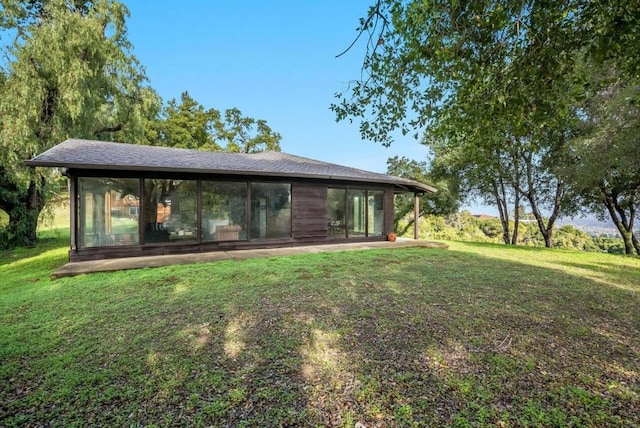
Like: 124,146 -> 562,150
26,139 -> 436,262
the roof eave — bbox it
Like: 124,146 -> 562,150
24,160 -> 436,193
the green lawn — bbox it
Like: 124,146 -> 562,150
1,230 -> 639,427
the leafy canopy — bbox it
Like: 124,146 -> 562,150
0,0 -> 155,247
148,92 -> 282,153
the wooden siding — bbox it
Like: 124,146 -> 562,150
384,189 -> 395,235
292,183 -> 328,239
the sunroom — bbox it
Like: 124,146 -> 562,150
26,139 -> 436,262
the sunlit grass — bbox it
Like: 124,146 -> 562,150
1,238 -> 639,426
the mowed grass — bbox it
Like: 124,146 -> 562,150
1,230 -> 639,427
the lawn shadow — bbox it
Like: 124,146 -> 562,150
315,247 -> 640,425
2,246 -> 639,426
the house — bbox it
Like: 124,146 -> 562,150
26,139 -> 436,262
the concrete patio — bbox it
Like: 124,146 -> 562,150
51,239 -> 448,278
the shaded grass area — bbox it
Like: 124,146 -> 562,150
1,236 -> 639,427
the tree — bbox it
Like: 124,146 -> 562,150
0,0 -> 154,248
386,156 -> 459,235
332,0 -> 637,248
148,92 -> 221,150
425,127 -> 526,246
216,107 -> 282,153
150,92 -> 282,153
563,68 -> 640,254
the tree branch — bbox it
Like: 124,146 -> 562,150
93,124 -> 123,135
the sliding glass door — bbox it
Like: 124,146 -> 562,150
328,188 -> 385,238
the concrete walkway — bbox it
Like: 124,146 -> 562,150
51,239 -> 448,278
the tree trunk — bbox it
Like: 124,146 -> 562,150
522,151 -> 563,248
603,191 -> 639,255
528,190 -> 556,248
632,234 -> 640,255
0,175 -> 45,248
492,180 -> 511,245
510,152 -> 522,245
511,188 -> 521,245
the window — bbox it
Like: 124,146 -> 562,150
367,190 -> 384,236
78,177 -> 140,248
201,181 -> 247,241
251,183 -> 291,239
347,189 -> 367,237
328,188 -> 385,238
327,188 -> 346,237
143,179 -> 197,243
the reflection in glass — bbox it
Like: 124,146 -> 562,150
143,179 -> 197,243
251,183 -> 291,239
78,177 -> 140,248
201,181 -> 247,241
347,189 -> 367,237
367,190 -> 384,236
327,188 -> 346,237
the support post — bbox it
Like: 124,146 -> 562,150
414,192 -> 419,240
68,175 -> 77,253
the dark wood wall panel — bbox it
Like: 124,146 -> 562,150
384,189 -> 395,235
292,184 -> 328,238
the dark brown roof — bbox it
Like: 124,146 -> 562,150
25,139 -> 436,193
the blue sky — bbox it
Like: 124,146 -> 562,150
124,1 -> 430,174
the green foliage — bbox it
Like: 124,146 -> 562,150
2,236 -> 639,426
147,91 -> 222,150
149,91 -> 282,153
387,156 -> 459,234
555,226 -> 600,252
333,1 -> 639,249
0,0 -> 154,248
402,211 -> 623,253
217,107 -> 282,153
0,203 -> 39,249
561,66 -> 640,254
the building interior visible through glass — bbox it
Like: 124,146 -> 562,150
78,178 -> 384,247
78,177 -> 141,248
327,188 -> 384,238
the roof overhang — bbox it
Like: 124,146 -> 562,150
25,139 -> 437,195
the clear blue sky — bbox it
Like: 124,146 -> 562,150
124,1 -> 430,174
123,1 -> 504,215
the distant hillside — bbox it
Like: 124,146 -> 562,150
556,217 -> 637,237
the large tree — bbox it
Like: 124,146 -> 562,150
0,0 -> 154,248
149,91 -> 282,153
564,68 -> 640,254
332,0 -> 637,247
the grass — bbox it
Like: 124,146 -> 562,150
1,228 -> 639,427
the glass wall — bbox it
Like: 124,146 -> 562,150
143,179 -> 197,243
367,190 -> 384,236
77,177 -> 386,249
347,189 -> 367,237
251,183 -> 291,239
328,188 -> 385,238
327,188 -> 346,237
78,177 -> 140,248
201,181 -> 248,241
